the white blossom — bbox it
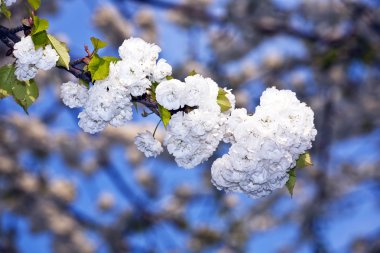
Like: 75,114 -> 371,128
164,109 -> 226,169
84,80 -> 121,122
13,37 -> 41,65
152,59 -> 172,82
223,108 -> 249,143
135,131 -> 163,158
109,61 -> 151,97
110,106 -> 133,127
155,79 -> 185,110
78,111 -> 107,134
36,45 -> 59,71
118,37 -> 161,73
183,74 -> 220,112
211,87 -> 317,198
78,78 -> 133,133
60,81 -> 89,108
13,36 -> 59,81
14,61 -> 38,81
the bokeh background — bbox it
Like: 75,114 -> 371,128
1,0 -> 380,252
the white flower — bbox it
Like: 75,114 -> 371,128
36,45 -> 59,71
13,36 -> 43,65
13,36 -> 59,81
152,59 -> 172,82
78,111 -> 107,134
254,87 -> 317,158
84,79 -> 130,122
109,61 -> 151,97
135,131 -> 163,158
211,87 -> 317,198
118,37 -> 161,73
164,109 -> 226,169
14,61 -> 38,81
4,0 -> 17,7
183,74 -> 220,112
76,77 -> 134,133
223,108 -> 249,143
110,106 -> 133,127
60,81 -> 89,108
155,79 -> 185,110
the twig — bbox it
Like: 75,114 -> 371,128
153,120 -> 162,137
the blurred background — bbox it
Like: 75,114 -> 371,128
1,0 -> 380,252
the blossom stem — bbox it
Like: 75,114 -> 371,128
153,120 -> 162,137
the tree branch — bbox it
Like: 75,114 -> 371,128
0,23 -> 164,118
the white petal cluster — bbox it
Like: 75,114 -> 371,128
164,109 -> 227,169
211,87 -> 317,198
154,74 -> 222,112
183,74 -> 220,112
159,74 -> 234,169
13,36 -> 59,81
152,59 -> 172,83
62,37 -> 172,134
4,0 -> 16,7
60,81 -> 89,108
114,37 -> 171,96
78,77 -> 133,134
135,131 -> 163,158
36,45 -> 59,71
222,108 -> 249,143
155,79 -> 185,110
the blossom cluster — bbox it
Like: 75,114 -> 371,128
135,131 -> 163,158
60,37 -> 172,134
13,36 -> 59,81
211,88 -> 317,198
60,37 -> 317,198
156,74 -> 235,168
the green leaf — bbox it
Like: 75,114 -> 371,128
47,34 -> 70,69
0,2 -> 11,18
188,70 -> 197,76
12,79 -> 39,113
27,0 -> 41,10
285,152 -> 313,197
0,64 -> 17,98
217,88 -> 231,112
102,56 -> 120,63
158,105 -> 171,128
286,168 -> 296,197
88,55 -> 119,82
88,54 -> 109,82
32,16 -> 49,35
31,31 -> 48,49
296,152 -> 313,168
166,76 -> 173,80
90,37 -> 107,54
